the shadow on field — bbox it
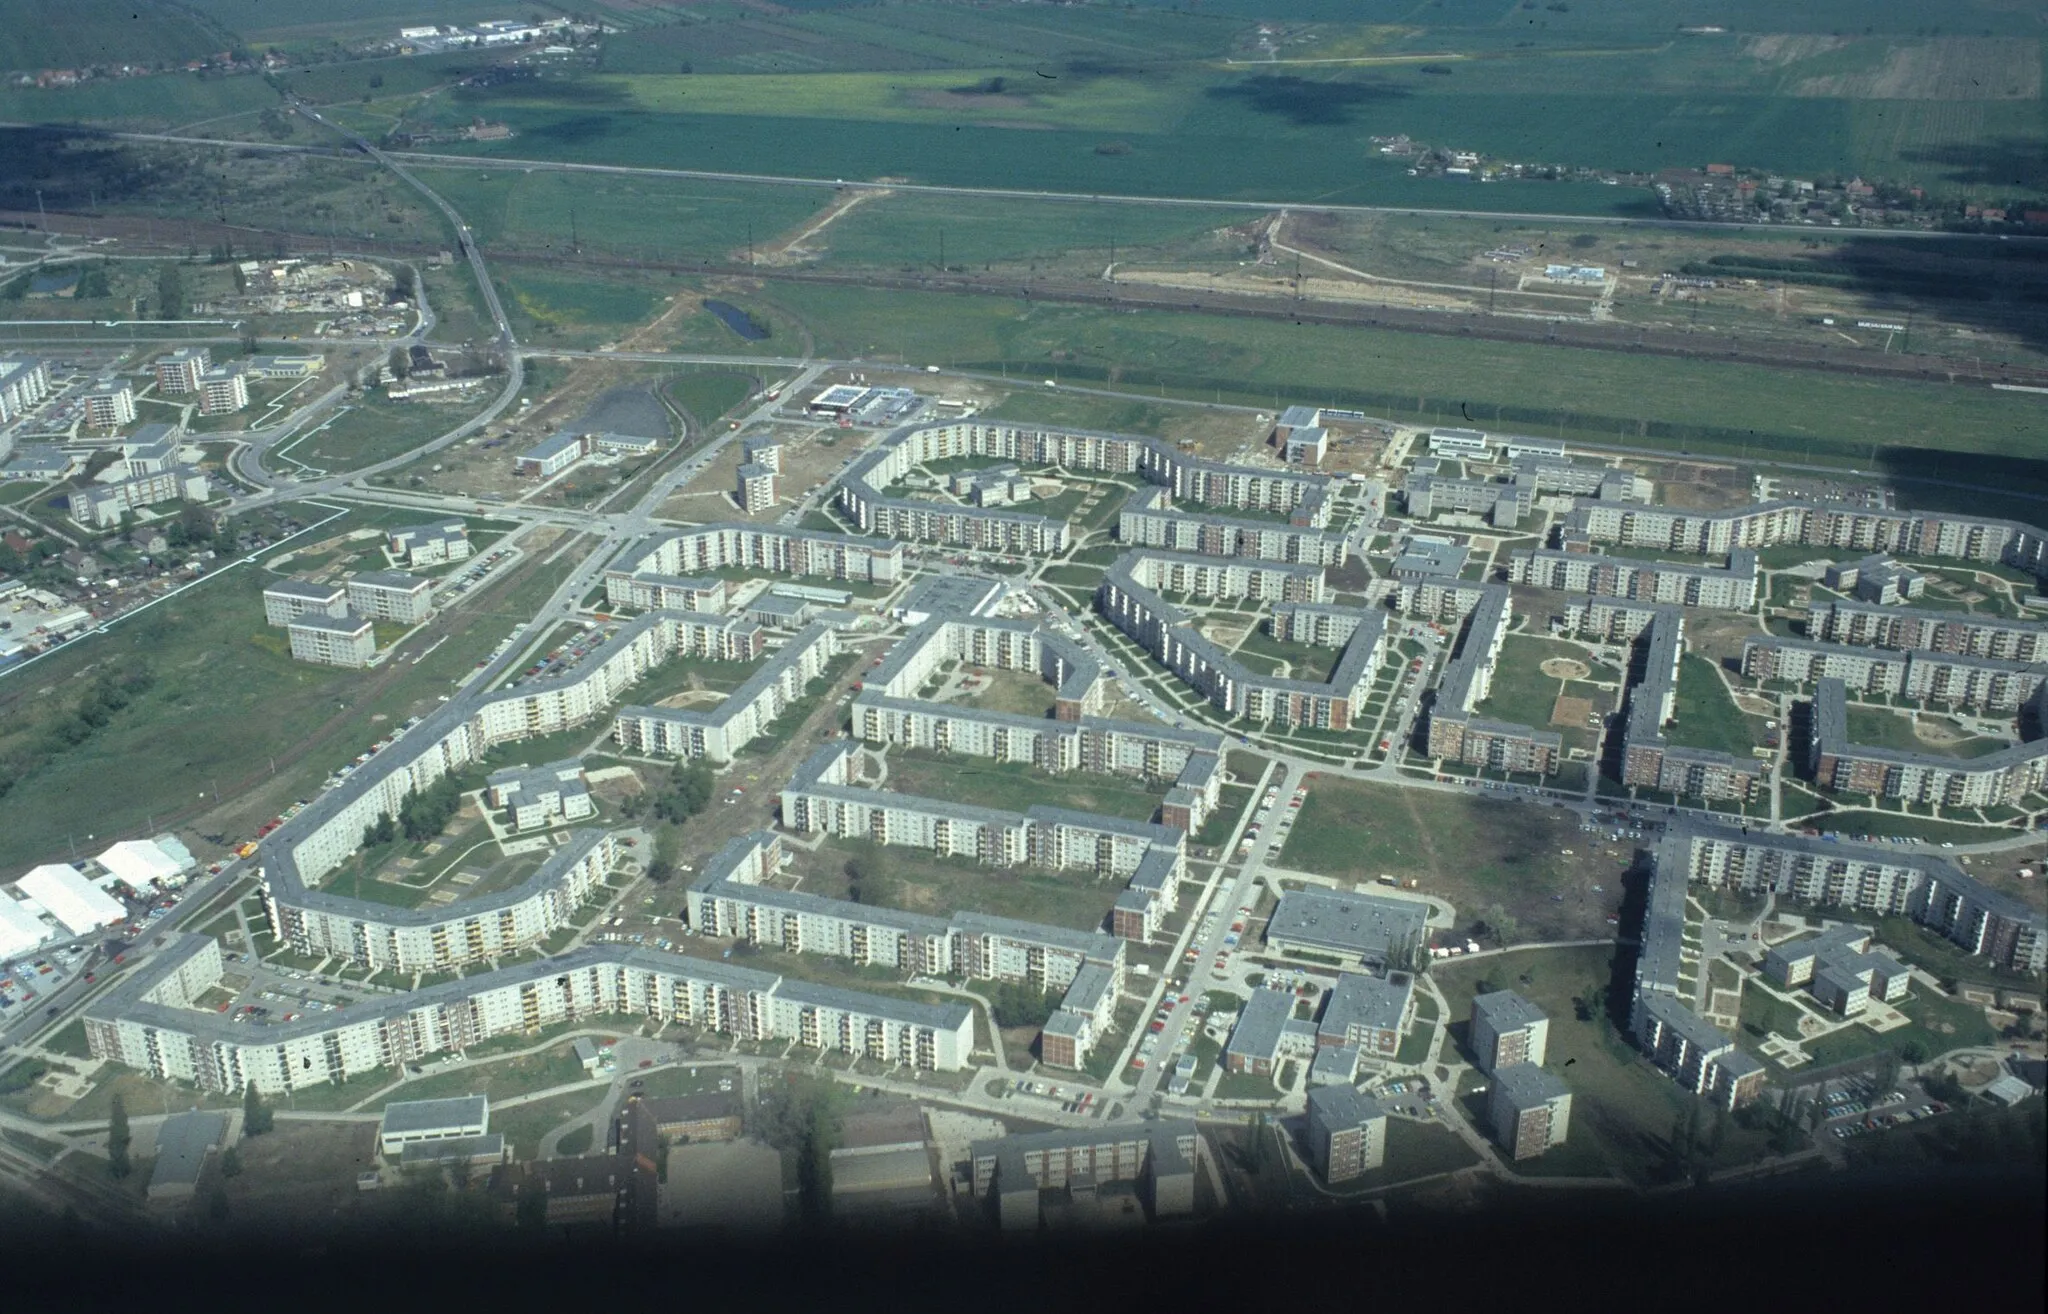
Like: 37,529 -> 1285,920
1204,74 -> 1409,126
1902,135 -> 2048,194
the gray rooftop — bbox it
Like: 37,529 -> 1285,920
351,569 -> 430,592
1306,1083 -> 1386,1129
382,1095 -> 488,1135
1320,971 -> 1414,1036
149,1110 -> 228,1191
1266,888 -> 1427,960
1491,1062 -> 1569,1111
1224,988 -> 1293,1064
1472,989 -> 1546,1034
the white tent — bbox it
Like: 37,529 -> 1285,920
13,864 -> 126,936
0,895 -> 51,960
95,839 -> 183,893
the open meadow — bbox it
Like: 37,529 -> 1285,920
1276,775 -> 1629,942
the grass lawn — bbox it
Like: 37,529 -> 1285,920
372,1041 -> 592,1109
491,1090 -> 607,1161
1478,634 -> 1619,750
275,390 -> 497,474
1277,775 -> 1625,944
38,1020 -> 92,1059
788,836 -> 1121,935
883,749 -> 1165,823
1812,810 -> 2020,846
1232,627 -> 1336,684
959,668 -> 1056,719
1842,706 -> 2011,760
1193,784 -> 1255,849
0,522 -> 593,871
1213,1069 -> 1277,1101
1664,652 -> 1765,758
1801,987 -> 1998,1069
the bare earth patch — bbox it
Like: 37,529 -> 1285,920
1550,695 -> 1594,729
1540,657 -> 1590,682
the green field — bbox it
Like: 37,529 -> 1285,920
734,282 -> 2048,475
665,370 -> 757,432
0,521 -> 589,870
275,390 -> 497,474
1842,706 -> 2011,760
1277,776 -> 1625,943
499,268 -> 663,347
791,835 -> 1123,935
883,750 -> 1165,823
1663,653 -> 1765,759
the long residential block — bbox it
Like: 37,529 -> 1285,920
85,930 -> 975,1094
1659,824 -> 2046,977
1425,584 -> 1561,775
1741,636 -> 2044,713
1563,499 -> 2047,582
1100,551 -> 1381,730
604,527 -> 904,609
1618,609 -> 1765,802
1117,485 -> 1346,565
1807,677 -> 2048,809
1807,598 -> 2047,664
611,622 -> 838,764
778,743 -> 1187,941
836,420 -> 1335,556
1508,547 -> 1758,610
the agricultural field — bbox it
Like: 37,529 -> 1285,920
724,281 -> 2048,475
0,1 -> 232,73
1276,776 -> 1628,942
392,15 -> 2045,207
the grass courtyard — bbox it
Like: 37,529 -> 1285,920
786,835 -> 1123,935
1276,776 -> 1626,943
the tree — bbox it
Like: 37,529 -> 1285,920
1900,1039 -> 1930,1065
392,265 -> 417,303
108,1095 -> 132,1179
221,1145 -> 242,1178
243,1080 -> 273,1136
387,347 -> 410,382
156,264 -> 184,320
1483,904 -> 1520,948
646,823 -> 679,884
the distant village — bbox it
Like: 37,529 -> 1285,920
1373,135 -> 2048,234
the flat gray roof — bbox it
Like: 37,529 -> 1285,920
1491,1062 -> 1568,1110
149,1110 -> 228,1190
1472,989 -> 1546,1033
1267,888 -> 1426,960
382,1095 -> 488,1135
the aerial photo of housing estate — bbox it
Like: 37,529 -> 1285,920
0,0 -> 2041,1302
